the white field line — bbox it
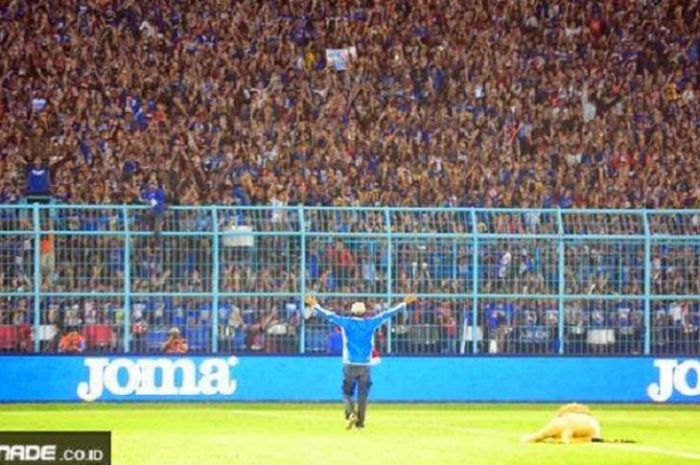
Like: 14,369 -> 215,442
596,443 -> 700,462
228,409 -> 700,461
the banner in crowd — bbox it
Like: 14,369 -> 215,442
325,46 -> 357,71
0,356 -> 698,403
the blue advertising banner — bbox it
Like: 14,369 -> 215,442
0,356 -> 698,403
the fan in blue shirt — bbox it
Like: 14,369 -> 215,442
305,294 -> 417,430
27,158 -> 50,195
140,179 -> 167,234
140,180 -> 166,215
26,156 -> 70,198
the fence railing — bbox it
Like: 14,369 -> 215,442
1,204 -> 699,355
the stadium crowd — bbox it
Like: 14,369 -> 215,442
1,0 -> 700,208
1,0 -> 700,354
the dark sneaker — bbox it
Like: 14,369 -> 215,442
345,413 -> 357,430
355,422 -> 365,429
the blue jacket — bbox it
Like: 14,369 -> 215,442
314,302 -> 407,365
140,187 -> 166,214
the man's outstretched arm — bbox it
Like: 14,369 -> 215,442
370,295 -> 417,325
304,295 -> 341,324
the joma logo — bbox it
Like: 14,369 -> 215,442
647,359 -> 700,402
77,357 -> 238,402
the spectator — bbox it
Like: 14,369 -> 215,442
58,328 -> 85,353
26,157 -> 51,197
24,156 -> 69,200
139,178 -> 167,234
162,327 -> 188,354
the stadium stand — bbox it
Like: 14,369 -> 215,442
1,1 -> 699,208
0,1 -> 699,356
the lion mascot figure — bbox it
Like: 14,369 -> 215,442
521,403 -> 605,444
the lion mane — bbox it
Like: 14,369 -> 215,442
556,403 -> 592,417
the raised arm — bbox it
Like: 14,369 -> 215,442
304,295 -> 341,324
370,295 -> 417,325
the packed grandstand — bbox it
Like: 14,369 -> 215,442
0,1 -> 699,356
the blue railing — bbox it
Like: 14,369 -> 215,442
0,204 -> 699,355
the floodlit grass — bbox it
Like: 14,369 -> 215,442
1,404 -> 699,465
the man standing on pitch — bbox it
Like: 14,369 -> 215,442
305,294 -> 417,430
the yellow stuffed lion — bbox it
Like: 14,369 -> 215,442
521,403 -> 602,444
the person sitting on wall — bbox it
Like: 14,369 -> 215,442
162,327 -> 188,354
58,328 -> 85,353
140,177 -> 167,235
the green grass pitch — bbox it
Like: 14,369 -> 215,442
1,404 -> 699,465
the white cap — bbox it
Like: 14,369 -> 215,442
350,302 -> 366,315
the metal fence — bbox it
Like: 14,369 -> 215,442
0,204 -> 699,356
